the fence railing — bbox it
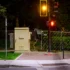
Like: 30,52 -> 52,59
31,30 -> 70,52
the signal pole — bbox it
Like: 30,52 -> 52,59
39,0 -> 52,52
48,0 -> 51,52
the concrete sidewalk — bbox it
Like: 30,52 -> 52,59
0,52 -> 70,67
16,51 -> 70,60
0,59 -> 70,67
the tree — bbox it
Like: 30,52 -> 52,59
0,5 -> 6,30
0,5 -> 7,38
0,5 -> 6,16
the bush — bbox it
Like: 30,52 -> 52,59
51,36 -> 70,51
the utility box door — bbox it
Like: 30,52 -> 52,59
14,27 -> 30,53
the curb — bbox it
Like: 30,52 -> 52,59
15,53 -> 23,60
0,63 -> 69,67
0,59 -> 70,67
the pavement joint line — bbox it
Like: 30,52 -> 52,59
36,60 -> 43,67
15,53 -> 23,60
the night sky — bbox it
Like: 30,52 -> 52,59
0,0 -> 70,30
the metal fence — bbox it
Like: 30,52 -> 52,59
62,32 -> 70,51
51,31 -> 62,51
31,30 -> 70,52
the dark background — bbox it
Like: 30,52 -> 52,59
0,0 -> 70,30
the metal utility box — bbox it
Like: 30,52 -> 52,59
14,27 -> 31,53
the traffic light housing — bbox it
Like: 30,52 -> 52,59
47,20 -> 56,27
40,0 -> 47,17
53,1 -> 59,13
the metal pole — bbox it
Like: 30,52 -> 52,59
60,31 -> 62,51
5,16 -> 7,60
61,31 -> 64,59
41,31 -> 43,50
48,26 -> 51,52
48,0 -> 51,52
63,47 -> 64,59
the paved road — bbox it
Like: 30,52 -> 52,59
42,65 -> 70,70
0,65 -> 70,70
0,67 -> 36,70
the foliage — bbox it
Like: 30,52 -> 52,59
52,33 -> 70,51
0,5 -> 6,16
0,5 -> 7,31
63,36 -> 70,50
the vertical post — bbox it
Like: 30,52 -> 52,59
41,30 -> 43,50
63,46 -> 64,59
48,26 -> 51,52
48,0 -> 51,52
61,31 -> 64,59
60,31 -> 62,51
5,16 -> 7,60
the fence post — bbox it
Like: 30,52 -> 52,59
41,30 -> 43,50
61,31 -> 64,59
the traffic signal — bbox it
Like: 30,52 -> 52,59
50,20 -> 55,26
47,20 -> 56,27
49,20 -> 56,27
40,0 -> 47,17
53,1 -> 59,13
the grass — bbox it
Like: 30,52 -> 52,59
0,52 -> 21,60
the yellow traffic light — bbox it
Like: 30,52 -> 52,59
42,5 -> 47,12
40,0 -> 47,17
